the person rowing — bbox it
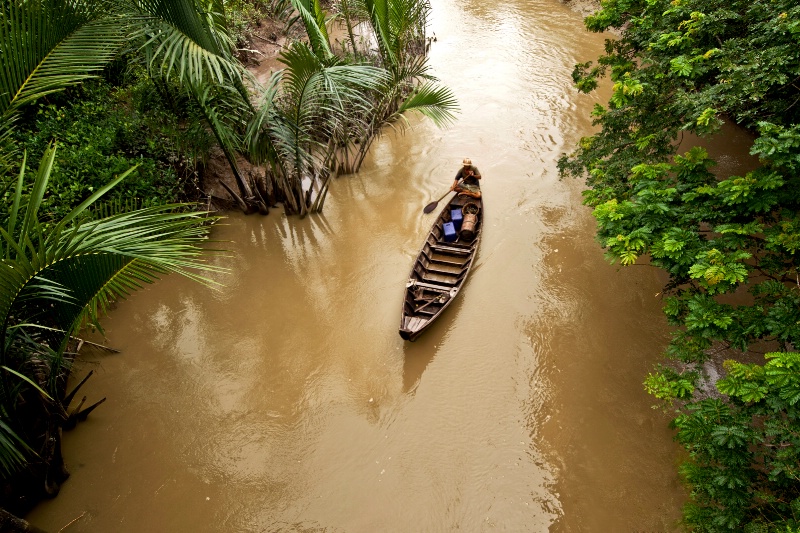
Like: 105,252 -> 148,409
450,157 -> 481,199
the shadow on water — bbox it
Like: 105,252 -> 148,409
400,295 -> 467,393
401,334 -> 440,394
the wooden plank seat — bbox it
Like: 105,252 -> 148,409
424,250 -> 467,265
430,244 -> 472,255
437,239 -> 472,248
407,280 -> 454,292
425,263 -> 464,275
420,271 -> 458,285
416,255 -> 466,276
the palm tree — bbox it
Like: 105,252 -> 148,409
349,55 -> 458,172
246,37 -> 390,215
129,0 -> 264,206
245,0 -> 456,211
0,144 -> 221,497
343,0 -> 431,68
306,0 -> 456,172
0,0 -> 258,206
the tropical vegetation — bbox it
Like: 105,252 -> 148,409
560,0 -> 800,529
0,0 -> 454,517
0,145 -> 220,512
244,0 -> 457,214
2,0 -> 455,218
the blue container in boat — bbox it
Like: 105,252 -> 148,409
450,208 -> 463,231
443,221 -> 457,242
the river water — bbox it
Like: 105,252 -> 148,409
27,0 -> 693,530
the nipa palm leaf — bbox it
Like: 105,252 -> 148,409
130,0 -> 242,87
397,82 -> 458,127
0,0 -> 123,121
0,145 -> 222,367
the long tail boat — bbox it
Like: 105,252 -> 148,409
399,194 -> 483,341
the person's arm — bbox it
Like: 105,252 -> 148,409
472,166 -> 481,179
451,169 -> 463,190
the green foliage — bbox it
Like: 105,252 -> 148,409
0,0 -> 238,491
223,0 -> 292,48
1,0 -> 456,220
289,0 -> 334,60
242,0 -> 456,213
0,0 -> 123,120
0,145 -> 220,479
6,80 -> 201,222
562,0 -> 800,526
560,0 -> 800,354
644,365 -> 697,404
674,353 -> 800,531
0,0 -> 256,204
0,0 -> 125,176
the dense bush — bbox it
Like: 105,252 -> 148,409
9,72 -> 214,221
225,0 -> 277,47
560,0 -> 800,528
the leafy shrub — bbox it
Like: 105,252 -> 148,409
224,0 -> 282,48
9,75 -> 213,221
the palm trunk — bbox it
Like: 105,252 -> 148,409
341,0 -> 359,56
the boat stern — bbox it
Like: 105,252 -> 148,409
399,316 -> 429,341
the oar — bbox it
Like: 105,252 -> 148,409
423,180 -> 460,214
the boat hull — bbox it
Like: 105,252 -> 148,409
399,195 -> 482,341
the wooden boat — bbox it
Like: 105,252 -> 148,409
399,194 -> 483,341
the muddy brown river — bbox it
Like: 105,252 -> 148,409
25,0 -> 704,530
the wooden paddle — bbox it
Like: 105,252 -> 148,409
423,179 -> 460,214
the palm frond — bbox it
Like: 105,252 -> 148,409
2,366 -> 52,400
246,73 -> 293,169
192,81 -> 249,152
5,151 -> 27,254
276,42 -> 389,175
389,52 -> 435,84
0,0 -> 123,121
289,0 -> 333,60
361,0 -> 397,67
132,0 -> 231,56
189,79 -> 253,195
129,0 -> 243,87
0,416 -> 31,476
388,0 -> 429,44
397,82 -> 458,127
0,125 -> 21,180
0,146 -> 222,366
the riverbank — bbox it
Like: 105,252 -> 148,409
200,14 -> 298,212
